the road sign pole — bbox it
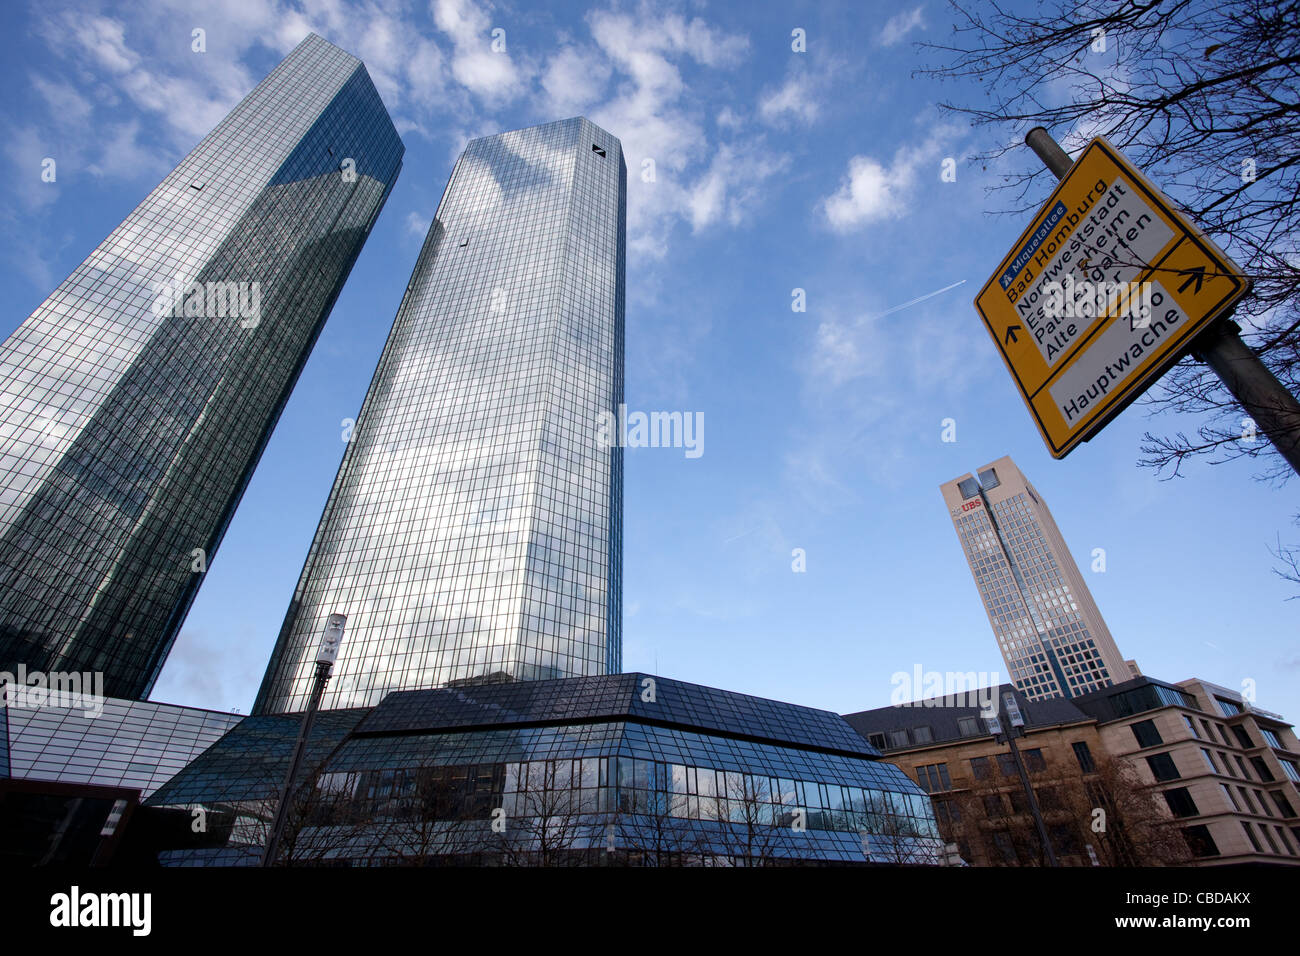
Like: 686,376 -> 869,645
1024,127 -> 1300,476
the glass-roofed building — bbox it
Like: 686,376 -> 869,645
146,673 -> 941,866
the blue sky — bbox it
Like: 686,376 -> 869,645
2,0 -> 1295,722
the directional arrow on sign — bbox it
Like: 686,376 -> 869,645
1004,324 -> 1022,346
1177,265 -> 1206,295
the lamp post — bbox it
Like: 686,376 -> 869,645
984,692 -> 1059,867
261,613 -> 345,867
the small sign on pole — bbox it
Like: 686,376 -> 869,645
975,136 -> 1250,458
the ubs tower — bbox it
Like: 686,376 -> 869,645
255,118 -> 626,714
0,35 -> 404,699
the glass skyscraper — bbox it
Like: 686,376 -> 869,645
0,34 -> 404,699
255,118 -> 625,714
941,456 -> 1133,700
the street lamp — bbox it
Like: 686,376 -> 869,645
261,613 -> 345,867
984,692 -> 1058,867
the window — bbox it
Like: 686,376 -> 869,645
1217,698 -> 1243,717
1250,757 -> 1275,782
1072,741 -> 1096,773
1233,727 -> 1254,749
916,763 -> 951,793
1036,786 -> 1062,810
1200,749 -> 1218,773
997,753 -> 1017,776
1131,719 -> 1163,748
591,144 -> 606,157
1283,761 -> 1300,784
1261,824 -> 1281,854
970,756 -> 991,780
1163,787 -> 1199,819
1220,784 -> 1241,811
1240,787 -> 1258,813
934,797 -> 961,826
1261,728 -> 1283,749
886,730 -> 909,749
1183,715 -> 1200,739
989,830 -> 1018,862
868,733 -> 886,751
983,794 -> 1005,817
1023,748 -> 1046,772
1241,822 -> 1263,852
1146,753 -> 1181,782
1278,827 -> 1297,855
912,725 -> 934,744
1270,791 -> 1295,818
1182,824 -> 1220,858
1049,823 -> 1082,855
957,716 -> 983,737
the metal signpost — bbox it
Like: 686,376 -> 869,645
976,130 -> 1300,468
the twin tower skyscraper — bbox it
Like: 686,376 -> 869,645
0,35 -> 625,713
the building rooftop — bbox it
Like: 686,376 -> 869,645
356,672 -> 879,758
843,683 -> 1092,751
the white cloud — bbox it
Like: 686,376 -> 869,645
820,127 -> 954,232
759,71 -> 819,126
878,7 -> 925,47
86,120 -> 172,180
30,75 -> 93,125
687,140 -> 790,231
716,106 -> 743,130
433,0 -> 525,103
582,6 -> 762,257
541,45 -> 610,114
822,154 -> 911,229
406,210 -> 431,238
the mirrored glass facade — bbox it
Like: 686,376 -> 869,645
255,118 -> 625,714
0,34 -> 404,699
149,674 -> 940,866
2,696 -> 242,797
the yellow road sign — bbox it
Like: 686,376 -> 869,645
974,137 -> 1250,458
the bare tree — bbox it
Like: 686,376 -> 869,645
946,751 -> 1189,866
918,0 -> 1300,569
1073,755 -> 1191,866
860,792 -> 943,865
358,765 -> 500,866
495,760 -> 601,867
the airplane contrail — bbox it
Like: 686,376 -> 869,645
874,278 -> 967,319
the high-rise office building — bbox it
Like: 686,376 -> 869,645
940,456 -> 1132,701
255,118 -> 625,714
0,34 -> 404,699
